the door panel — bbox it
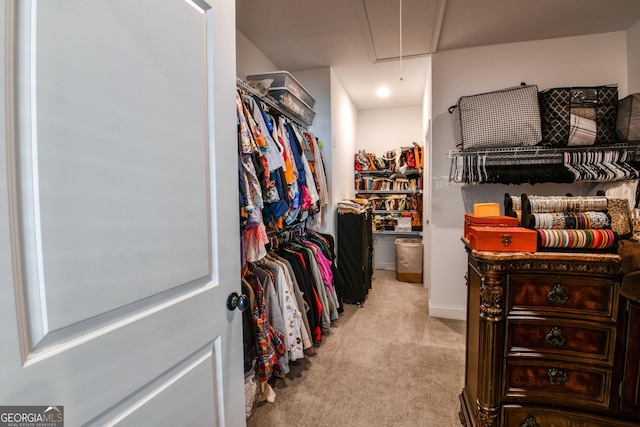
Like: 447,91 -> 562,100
86,346 -> 219,426
35,0 -> 210,329
1,1 -> 243,425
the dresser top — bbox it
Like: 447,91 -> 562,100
462,237 -> 621,264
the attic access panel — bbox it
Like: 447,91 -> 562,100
362,0 -> 439,61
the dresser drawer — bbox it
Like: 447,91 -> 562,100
506,317 -> 616,364
507,274 -> 618,320
503,360 -> 611,407
501,405 -> 638,427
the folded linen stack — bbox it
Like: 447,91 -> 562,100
568,114 -> 597,146
337,199 -> 369,215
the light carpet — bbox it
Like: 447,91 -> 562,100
246,269 -> 466,427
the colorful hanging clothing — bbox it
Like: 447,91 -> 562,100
244,273 -> 287,383
243,95 -> 285,171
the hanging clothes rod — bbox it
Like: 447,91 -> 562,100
447,143 -> 640,158
236,78 -> 308,129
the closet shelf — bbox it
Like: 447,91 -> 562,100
447,143 -> 640,158
373,230 -> 422,236
448,143 -> 640,184
356,190 -> 422,195
236,78 -> 309,129
372,209 -> 420,214
354,155 -> 424,235
356,168 -> 422,175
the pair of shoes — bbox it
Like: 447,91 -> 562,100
258,383 -> 276,404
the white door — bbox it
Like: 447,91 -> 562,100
0,1 -> 244,426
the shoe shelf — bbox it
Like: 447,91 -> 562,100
356,168 -> 422,175
355,190 -> 422,195
355,150 -> 424,236
373,230 -> 423,236
372,209 -> 421,214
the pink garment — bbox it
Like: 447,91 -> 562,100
301,240 -> 333,292
244,224 -> 269,262
300,185 -> 312,210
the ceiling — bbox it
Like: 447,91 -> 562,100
236,0 -> 640,111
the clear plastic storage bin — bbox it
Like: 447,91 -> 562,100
268,87 -> 316,126
246,71 -> 315,107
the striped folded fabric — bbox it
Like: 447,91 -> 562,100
567,114 -> 597,146
537,228 -> 615,250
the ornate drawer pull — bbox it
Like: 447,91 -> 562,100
501,233 -> 512,246
547,283 -> 569,304
521,416 -> 540,427
544,326 -> 566,347
548,367 -> 568,386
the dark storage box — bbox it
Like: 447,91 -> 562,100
617,93 -> 640,143
539,85 -> 618,146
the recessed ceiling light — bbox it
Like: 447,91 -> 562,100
376,87 -> 390,98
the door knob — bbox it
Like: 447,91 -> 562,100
226,292 -> 249,312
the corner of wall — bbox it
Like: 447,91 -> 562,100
627,19 -> 640,94
327,69 -> 358,237
235,29 -> 279,80
428,302 -> 467,321
422,56 -> 432,295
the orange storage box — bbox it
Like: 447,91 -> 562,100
468,226 -> 537,252
464,214 -> 519,239
473,202 -> 500,217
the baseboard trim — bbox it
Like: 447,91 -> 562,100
428,303 -> 466,321
374,261 -> 395,271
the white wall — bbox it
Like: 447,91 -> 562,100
429,31 -> 628,320
628,20 -> 640,94
330,69 -> 359,238
356,106 -> 423,153
235,30 -> 278,79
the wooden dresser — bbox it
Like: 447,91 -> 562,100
459,243 -> 640,427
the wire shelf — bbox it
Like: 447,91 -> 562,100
447,143 -> 640,158
447,143 -> 640,183
236,78 -> 309,129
